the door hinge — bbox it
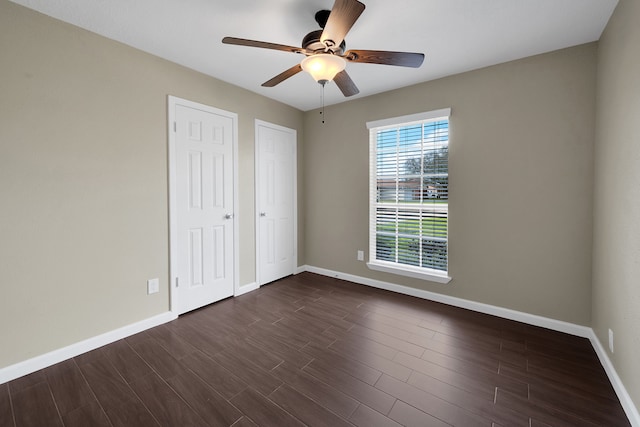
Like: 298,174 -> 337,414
173,121 -> 177,132
175,277 -> 179,288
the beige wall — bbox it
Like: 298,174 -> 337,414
593,0 -> 640,410
0,0 -> 303,369
303,43 -> 597,325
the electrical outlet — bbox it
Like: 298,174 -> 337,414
147,278 -> 160,295
357,250 -> 364,261
608,329 -> 614,353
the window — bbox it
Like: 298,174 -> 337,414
367,109 -> 451,283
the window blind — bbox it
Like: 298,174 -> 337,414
368,109 -> 450,278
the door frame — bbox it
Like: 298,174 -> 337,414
254,119 -> 298,287
168,95 -> 239,315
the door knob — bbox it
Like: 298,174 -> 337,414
224,213 -> 233,220
260,212 -> 266,217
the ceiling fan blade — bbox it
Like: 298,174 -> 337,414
222,37 -> 305,54
344,50 -> 425,68
262,64 -> 303,87
333,70 -> 359,97
321,0 -> 365,50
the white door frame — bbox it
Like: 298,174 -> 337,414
254,119 -> 298,287
168,95 -> 239,315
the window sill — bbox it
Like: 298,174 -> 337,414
367,261 -> 452,284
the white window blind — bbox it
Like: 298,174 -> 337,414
367,109 -> 451,283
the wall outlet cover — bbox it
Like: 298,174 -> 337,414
147,278 -> 160,295
608,328 -> 614,353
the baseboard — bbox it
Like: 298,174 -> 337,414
302,265 -> 591,337
589,331 -> 640,427
236,281 -> 259,296
3,269 -> 637,425
300,264 -> 639,426
0,311 -> 177,385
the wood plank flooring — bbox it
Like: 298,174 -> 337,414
1,272 -> 631,426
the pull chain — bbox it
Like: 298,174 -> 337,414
320,81 -> 326,124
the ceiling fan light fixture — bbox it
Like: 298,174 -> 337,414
301,54 -> 346,84
223,0 -> 422,98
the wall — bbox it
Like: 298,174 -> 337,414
0,0 -> 304,369
303,43 -> 597,325
593,0 -> 640,410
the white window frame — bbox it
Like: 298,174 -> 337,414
366,108 -> 452,284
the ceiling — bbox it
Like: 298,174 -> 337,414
11,0 -> 618,111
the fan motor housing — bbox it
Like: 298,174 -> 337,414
302,29 -> 346,55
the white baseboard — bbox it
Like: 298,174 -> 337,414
0,311 -> 177,385
589,331 -> 640,427
300,264 -> 639,426
302,265 -> 591,337
236,282 -> 259,296
2,280 -> 267,385
2,268 -> 637,426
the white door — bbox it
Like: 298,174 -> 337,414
256,121 -> 296,286
170,98 -> 237,314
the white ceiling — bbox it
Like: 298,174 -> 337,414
11,0 -> 618,111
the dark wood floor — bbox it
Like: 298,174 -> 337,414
0,272 -> 630,426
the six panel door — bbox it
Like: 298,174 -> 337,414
176,104 -> 234,314
257,122 -> 295,285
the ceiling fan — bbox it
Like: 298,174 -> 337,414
222,0 -> 425,97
